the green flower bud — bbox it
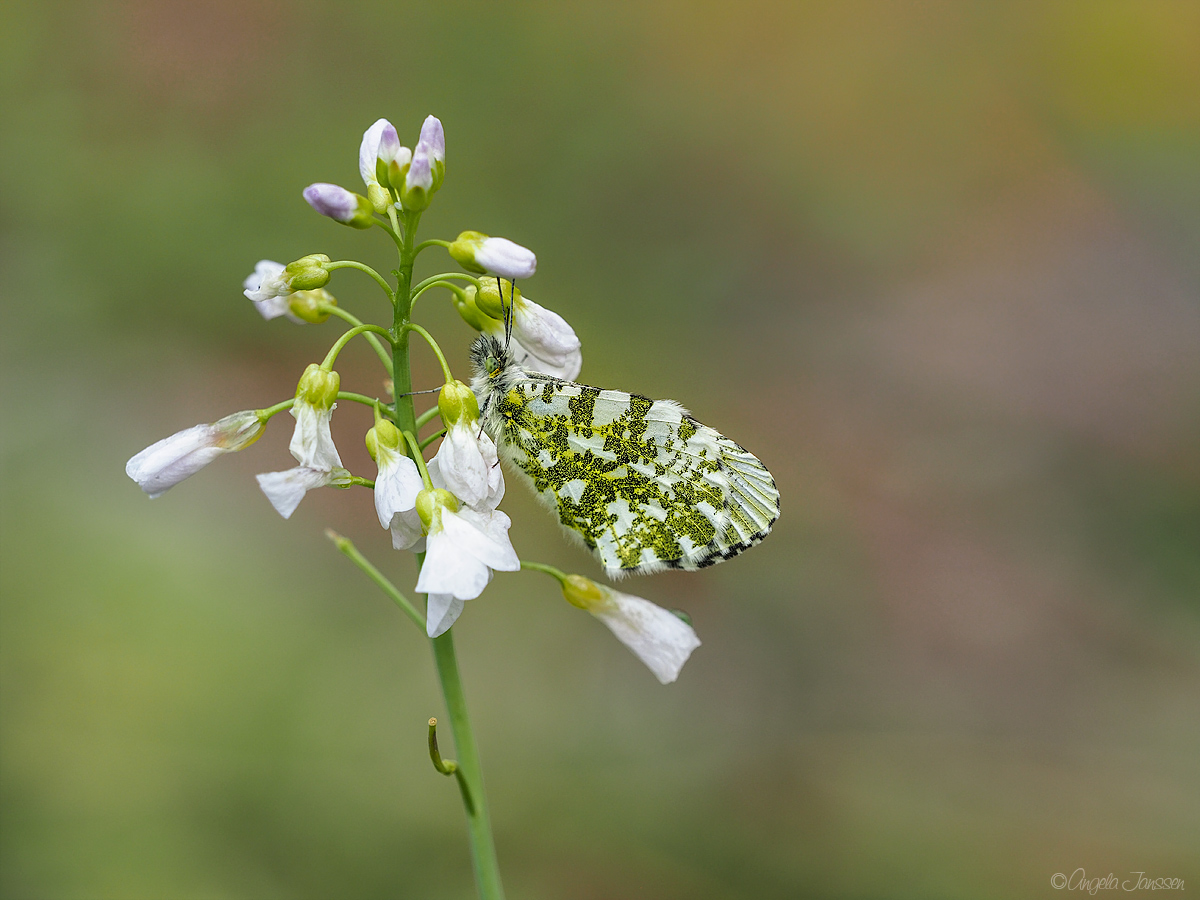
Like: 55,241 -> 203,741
387,158 -> 409,194
473,277 -> 521,320
561,574 -> 612,611
415,487 -> 459,531
287,289 -> 336,324
437,380 -> 480,426
295,363 -> 341,409
452,286 -> 498,331
366,182 -> 392,214
365,427 -> 379,462
284,254 -> 331,291
449,231 -> 490,274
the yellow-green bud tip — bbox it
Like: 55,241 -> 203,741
453,285 -> 499,332
437,380 -> 480,426
473,277 -> 521,320
562,575 -> 609,611
448,231 -> 488,274
415,488 -> 459,531
296,363 -> 340,409
284,255 -> 332,291
288,289 -> 335,324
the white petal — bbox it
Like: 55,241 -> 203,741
434,422 -> 490,509
251,294 -> 291,320
474,237 -> 536,280
359,118 -> 397,186
448,508 -> 521,572
373,450 -> 422,529
289,401 -> 342,470
126,424 -> 225,497
592,590 -> 701,684
389,509 -> 425,550
512,299 -> 582,379
416,526 -> 492,599
255,467 -> 331,519
426,593 -> 465,637
243,260 -> 288,303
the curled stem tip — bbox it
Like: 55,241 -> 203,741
429,717 -> 475,815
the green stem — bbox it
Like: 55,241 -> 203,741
430,630 -> 505,900
374,217 -> 404,254
320,305 -> 394,377
402,322 -> 455,383
416,405 -> 442,430
338,391 -> 395,416
403,432 -> 434,490
411,279 -> 470,311
391,209 -> 505,900
415,238 -> 453,255
520,560 -> 569,584
322,324 -> 394,369
410,272 -> 480,297
325,530 -> 425,631
325,260 -> 395,302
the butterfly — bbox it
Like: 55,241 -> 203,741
470,334 -> 780,577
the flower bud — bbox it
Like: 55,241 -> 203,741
295,363 -> 340,409
365,416 -> 405,461
302,183 -> 375,228
453,285 -> 500,331
415,487 -> 459,531
126,410 -> 266,498
437,380 -> 480,426
284,253 -> 331,291
287,289 -> 335,324
400,145 -> 433,212
473,277 -> 521,320
419,115 -> 446,191
360,118 -> 409,212
561,574 -> 611,611
448,231 -> 536,280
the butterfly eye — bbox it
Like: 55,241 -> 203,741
485,356 -> 500,376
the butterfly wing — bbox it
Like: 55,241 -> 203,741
489,373 -> 779,576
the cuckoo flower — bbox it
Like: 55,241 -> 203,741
562,575 -> 701,684
256,365 -> 348,518
126,410 -> 266,498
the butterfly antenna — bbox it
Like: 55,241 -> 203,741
392,387 -> 444,398
500,275 -> 514,352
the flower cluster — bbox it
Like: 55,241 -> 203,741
125,113 -> 700,683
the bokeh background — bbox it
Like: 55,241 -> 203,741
3,1 -> 1199,897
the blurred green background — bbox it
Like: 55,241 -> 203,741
3,1 -> 1199,897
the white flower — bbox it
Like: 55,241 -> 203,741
242,257 -> 332,323
243,260 -> 294,319
288,397 -> 342,470
414,493 -> 520,634
126,410 -> 265,498
563,576 -> 701,684
255,465 -> 351,519
256,367 -> 344,519
372,441 -> 426,551
484,295 -> 582,380
474,237 -> 537,280
449,231 -> 537,280
430,420 -> 504,511
358,118 -> 407,190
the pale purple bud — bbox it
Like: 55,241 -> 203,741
359,118 -> 402,187
303,183 -> 358,222
419,115 -> 445,163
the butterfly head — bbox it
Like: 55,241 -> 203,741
470,333 -> 515,383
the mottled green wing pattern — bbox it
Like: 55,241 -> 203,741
491,375 -> 779,576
